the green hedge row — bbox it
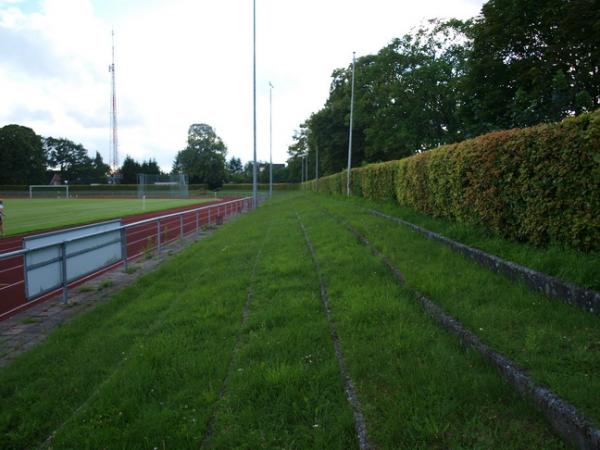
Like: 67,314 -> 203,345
305,110 -> 600,252
219,183 -> 299,191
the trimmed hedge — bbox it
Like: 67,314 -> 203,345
219,183 -> 299,191
305,110 -> 600,252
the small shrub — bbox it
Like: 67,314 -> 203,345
96,280 -> 114,291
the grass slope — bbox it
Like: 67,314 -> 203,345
1,198 -> 213,236
330,194 -> 600,291
295,200 -> 564,449
0,193 -> 580,448
317,195 -> 600,427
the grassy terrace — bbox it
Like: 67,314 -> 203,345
1,198 -> 215,236
2,193 -> 597,448
334,195 -> 600,291
315,196 -> 600,424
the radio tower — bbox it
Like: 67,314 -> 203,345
109,29 -> 119,173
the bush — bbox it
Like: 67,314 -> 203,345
220,183 -> 299,191
306,110 -> 600,252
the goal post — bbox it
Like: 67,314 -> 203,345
137,173 -> 189,199
29,185 -> 70,199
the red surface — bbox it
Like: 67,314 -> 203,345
0,197 -> 248,320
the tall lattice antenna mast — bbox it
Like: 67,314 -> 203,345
109,28 -> 119,173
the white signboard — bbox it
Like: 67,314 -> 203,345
23,220 -> 123,299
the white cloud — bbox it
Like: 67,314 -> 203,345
0,0 -> 485,172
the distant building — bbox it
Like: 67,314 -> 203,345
49,173 -> 62,185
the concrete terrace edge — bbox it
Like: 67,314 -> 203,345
328,208 -> 600,450
368,208 -> 600,316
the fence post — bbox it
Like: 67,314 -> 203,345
208,208 -> 211,225
60,242 -> 68,303
195,210 -> 199,232
121,227 -> 128,271
156,219 -> 161,256
180,215 -> 184,239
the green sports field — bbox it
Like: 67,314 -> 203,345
0,198 -> 214,236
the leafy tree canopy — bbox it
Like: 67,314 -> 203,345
0,124 -> 46,185
173,123 -> 227,189
288,0 -> 600,175
120,155 -> 140,184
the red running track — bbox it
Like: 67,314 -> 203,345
0,197 -> 247,320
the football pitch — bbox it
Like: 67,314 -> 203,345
0,198 -> 214,237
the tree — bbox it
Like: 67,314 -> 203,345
120,155 -> 141,184
226,156 -> 244,182
140,158 -> 161,175
462,0 -> 600,134
91,152 -> 110,183
173,124 -> 227,189
45,137 -> 95,182
288,20 -> 470,175
0,124 -> 46,185
288,2 -> 600,173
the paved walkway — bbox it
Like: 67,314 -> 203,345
0,227 -> 216,368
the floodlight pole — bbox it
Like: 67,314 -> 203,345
252,0 -> 258,207
305,153 -> 309,181
269,81 -> 273,198
300,155 -> 304,183
346,51 -> 356,197
315,141 -> 319,186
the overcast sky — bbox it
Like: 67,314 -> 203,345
0,0 -> 485,171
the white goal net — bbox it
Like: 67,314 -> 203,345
29,185 -> 70,199
137,174 -> 189,198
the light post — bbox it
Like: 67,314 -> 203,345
346,51 -> 356,197
252,0 -> 257,207
269,81 -> 273,198
305,153 -> 309,182
315,141 -> 318,184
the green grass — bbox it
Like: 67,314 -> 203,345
329,194 -> 600,291
0,193 -> 586,448
19,317 -> 41,325
96,280 -> 114,291
207,209 -> 356,449
295,199 -> 564,449
1,198 -> 214,236
0,201 -> 267,448
316,195 -> 600,427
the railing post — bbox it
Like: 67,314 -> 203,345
121,228 -> 128,271
156,219 -> 161,256
195,210 -> 199,232
180,215 -> 184,239
60,242 -> 68,303
208,208 -> 211,225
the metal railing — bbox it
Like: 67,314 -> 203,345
0,196 -> 260,317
